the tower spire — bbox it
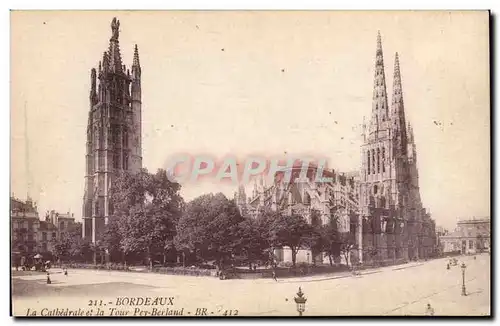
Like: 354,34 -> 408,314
368,31 -> 389,137
108,17 -> 123,73
407,121 -> 414,143
238,184 -> 247,204
133,44 -> 140,67
90,68 -> 97,105
132,44 -> 141,79
391,52 -> 408,155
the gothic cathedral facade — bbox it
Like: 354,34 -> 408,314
358,32 -> 434,263
82,18 -> 142,242
236,32 -> 436,264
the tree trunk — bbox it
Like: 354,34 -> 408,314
291,247 -> 297,268
217,257 -> 223,271
147,247 -> 153,270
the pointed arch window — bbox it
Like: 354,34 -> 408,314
123,129 -> 128,148
372,149 -> 376,174
93,127 -> 99,149
382,147 -> 386,172
367,150 -> 371,175
377,148 -> 380,173
113,152 -> 120,169
123,152 -> 129,170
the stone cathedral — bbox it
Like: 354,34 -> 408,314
82,18 -> 142,242
236,32 -> 436,264
357,32 -> 434,263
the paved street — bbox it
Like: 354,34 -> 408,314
12,254 -> 490,316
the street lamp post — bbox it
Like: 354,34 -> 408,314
461,263 -> 467,296
294,287 -> 307,316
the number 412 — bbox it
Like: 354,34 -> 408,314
223,310 -> 238,316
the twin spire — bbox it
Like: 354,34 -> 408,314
369,31 -> 408,144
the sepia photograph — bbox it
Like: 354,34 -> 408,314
10,10 -> 491,317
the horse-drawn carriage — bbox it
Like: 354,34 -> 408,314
18,254 -> 51,272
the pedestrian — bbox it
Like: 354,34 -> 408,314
425,303 -> 435,316
46,271 -> 51,285
272,270 -> 278,282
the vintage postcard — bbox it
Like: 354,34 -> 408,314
10,10 -> 490,317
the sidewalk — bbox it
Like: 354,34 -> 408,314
283,260 -> 427,283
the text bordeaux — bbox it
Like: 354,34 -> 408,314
115,296 -> 175,306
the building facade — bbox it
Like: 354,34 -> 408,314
357,32 -> 435,263
440,218 -> 490,254
46,210 -> 76,239
82,18 -> 143,243
236,32 -> 437,265
38,220 -> 58,253
11,196 -> 40,255
11,197 -> 79,257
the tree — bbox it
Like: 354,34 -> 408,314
233,216 -> 270,267
307,210 -> 327,265
338,232 -> 356,267
52,237 -> 71,262
111,168 -> 183,269
318,217 -> 341,266
66,238 -> 91,262
51,222 -> 83,263
175,193 -> 244,269
270,213 -> 313,268
102,217 -> 122,263
476,234 -> 486,253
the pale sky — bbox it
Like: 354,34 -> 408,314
11,11 -> 490,230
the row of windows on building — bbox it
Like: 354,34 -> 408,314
94,152 -> 129,170
92,128 -> 129,149
14,220 -> 35,230
366,147 -> 386,175
12,231 -> 56,242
